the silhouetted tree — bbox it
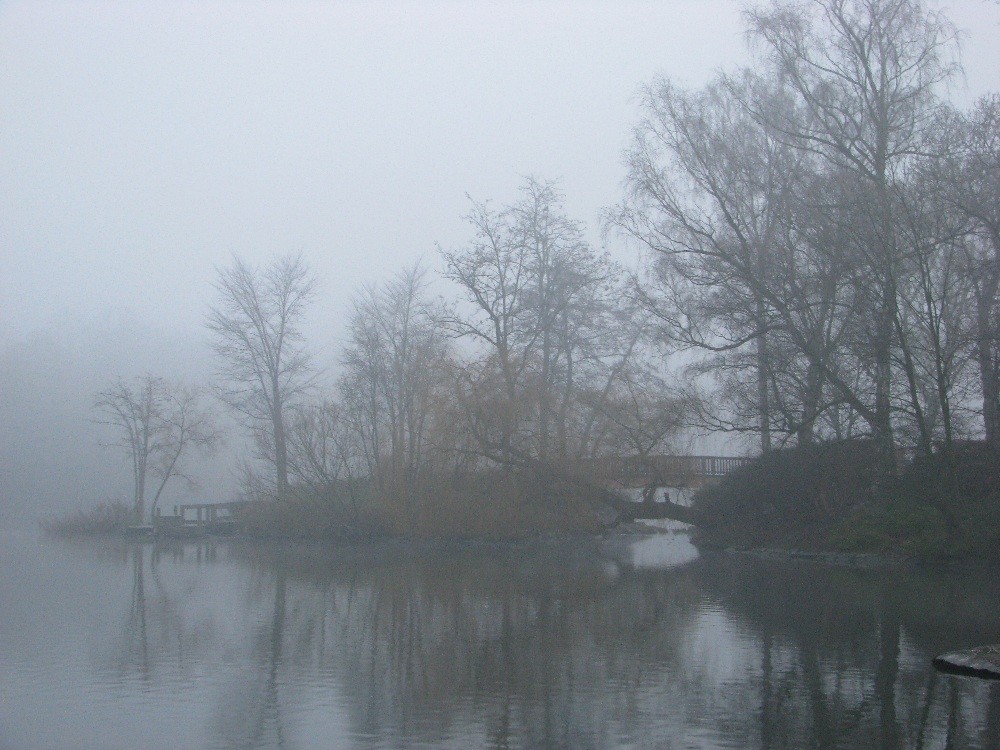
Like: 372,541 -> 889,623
95,375 -> 217,522
443,178 -> 643,466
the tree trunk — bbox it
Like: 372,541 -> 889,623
798,358 -> 822,446
134,437 -> 147,524
757,323 -> 772,455
895,311 -> 933,456
873,324 -> 897,479
975,281 -> 1000,449
538,321 -> 552,461
272,396 -> 288,498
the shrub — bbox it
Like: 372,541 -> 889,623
692,439 -> 880,549
386,469 -> 612,541
42,500 -> 133,536
239,481 -> 384,540
880,442 -> 1000,560
693,438 -> 1000,561
239,466 -> 616,542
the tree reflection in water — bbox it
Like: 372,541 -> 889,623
105,539 -> 1000,748
120,545 -> 149,679
115,543 -> 226,671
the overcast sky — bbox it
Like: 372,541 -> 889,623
2,0 -> 997,357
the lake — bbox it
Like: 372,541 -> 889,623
1,526 -> 998,749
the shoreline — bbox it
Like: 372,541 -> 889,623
48,521 -> 996,571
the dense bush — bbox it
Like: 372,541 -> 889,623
693,439 -> 1000,561
240,468 -> 615,542
385,469 -> 614,541
691,440 -> 881,550
237,478 -> 382,540
42,500 -> 133,536
840,442 -> 1000,560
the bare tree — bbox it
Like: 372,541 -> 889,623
338,263 -> 452,494
95,375 -> 217,522
284,398 -> 371,519
513,178 -> 611,460
207,253 -> 316,498
618,0 -> 964,474
442,178 -> 635,466
440,193 -> 533,463
743,0 -> 959,471
583,363 -> 694,499
616,74 -> 822,453
286,400 -> 348,493
931,96 -> 1000,447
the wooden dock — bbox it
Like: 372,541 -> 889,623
150,501 -> 248,537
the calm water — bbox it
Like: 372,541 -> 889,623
1,527 -> 998,749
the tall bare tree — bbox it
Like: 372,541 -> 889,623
443,178 -> 637,466
931,96 -> 1000,447
95,375 -> 217,522
616,75 -> 818,453
339,263 -> 451,490
619,0 -> 964,472
440,193 -> 533,463
208,253 -> 316,498
743,0 -> 959,470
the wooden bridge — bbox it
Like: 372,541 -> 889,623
568,454 -> 753,525
570,454 -> 752,490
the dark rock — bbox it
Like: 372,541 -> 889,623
933,645 -> 1000,679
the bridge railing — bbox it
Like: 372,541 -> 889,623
570,454 -> 753,484
691,455 -> 753,476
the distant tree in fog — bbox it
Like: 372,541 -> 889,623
929,95 -> 1000,448
339,264 -> 452,486
439,190 -> 534,463
442,177 -> 643,466
94,375 -> 217,522
286,399 -> 349,494
207,254 -> 316,498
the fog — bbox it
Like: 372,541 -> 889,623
2,1 -> 999,526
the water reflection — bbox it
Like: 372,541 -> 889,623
693,554 -> 1000,749
1,532 -> 998,749
212,567 -> 288,750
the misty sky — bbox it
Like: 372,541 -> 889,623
1,1 -> 998,520
2,1 -> 996,347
